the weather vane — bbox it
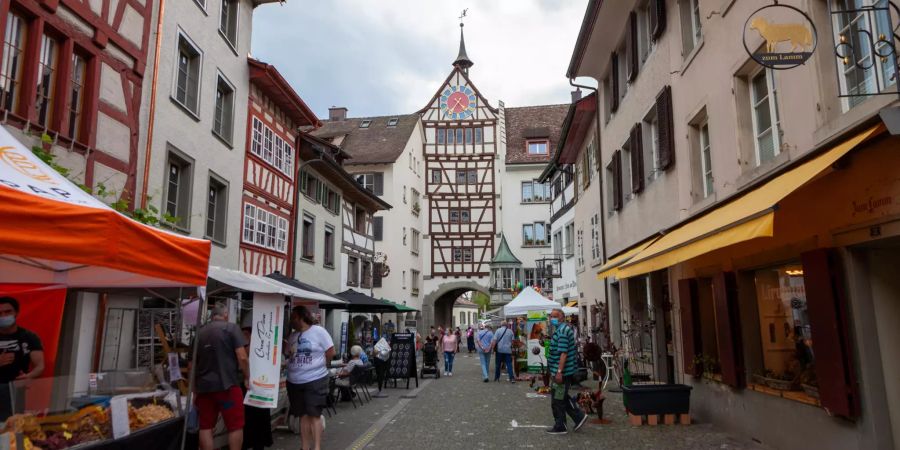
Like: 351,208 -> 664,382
459,8 -> 468,25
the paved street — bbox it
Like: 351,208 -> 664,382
272,354 -> 772,450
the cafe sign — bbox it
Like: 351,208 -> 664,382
743,4 -> 817,69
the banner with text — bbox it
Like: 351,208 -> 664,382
244,293 -> 283,409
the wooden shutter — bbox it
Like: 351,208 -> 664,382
650,0 -> 666,41
612,150 -> 622,211
655,85 -> 675,171
678,278 -> 701,376
373,262 -> 383,288
630,123 -> 644,194
713,271 -> 745,388
610,53 -> 620,113
373,216 -> 383,241
374,172 -> 384,196
627,11 -> 639,82
801,249 -> 859,419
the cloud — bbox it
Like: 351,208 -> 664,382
251,0 -> 589,118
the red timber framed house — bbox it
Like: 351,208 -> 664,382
241,59 -> 319,276
0,0 -> 153,201
419,24 -> 499,280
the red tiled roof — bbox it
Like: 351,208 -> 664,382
311,114 -> 419,165
504,104 -> 570,165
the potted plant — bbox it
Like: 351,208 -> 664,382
800,368 -> 819,399
692,353 -> 721,381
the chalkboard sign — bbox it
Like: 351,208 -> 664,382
388,333 -> 418,389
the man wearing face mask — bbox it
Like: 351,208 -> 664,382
0,297 -> 45,422
545,308 -> 586,435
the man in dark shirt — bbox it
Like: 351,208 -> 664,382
0,297 -> 45,421
195,303 -> 249,450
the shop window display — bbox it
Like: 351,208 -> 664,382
752,263 -> 816,393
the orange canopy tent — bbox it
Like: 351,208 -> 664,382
0,125 -> 210,287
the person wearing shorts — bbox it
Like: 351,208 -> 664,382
194,303 -> 249,450
286,305 -> 334,450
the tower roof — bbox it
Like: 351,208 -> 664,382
491,234 -> 522,265
453,23 -> 474,71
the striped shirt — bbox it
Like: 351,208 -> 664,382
548,323 -> 578,376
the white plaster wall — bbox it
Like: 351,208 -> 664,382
137,0 -> 255,269
500,163 -> 555,285
552,204 -> 577,301
294,164 -> 343,294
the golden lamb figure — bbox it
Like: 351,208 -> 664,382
750,17 -> 813,53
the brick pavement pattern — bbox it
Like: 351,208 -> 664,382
272,353 -> 773,450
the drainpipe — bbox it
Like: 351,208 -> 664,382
140,0 -> 166,209
569,78 -> 609,342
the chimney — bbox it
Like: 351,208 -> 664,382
571,89 -> 582,103
328,107 -> 348,121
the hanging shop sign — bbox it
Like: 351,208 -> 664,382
743,4 -> 817,69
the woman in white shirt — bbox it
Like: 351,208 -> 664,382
286,305 -> 334,450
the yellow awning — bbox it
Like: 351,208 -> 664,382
616,124 -> 884,279
565,300 -> 578,308
596,237 -> 660,280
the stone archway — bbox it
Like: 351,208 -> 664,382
421,280 -> 489,331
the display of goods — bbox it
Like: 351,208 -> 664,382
6,414 -> 45,441
129,403 -> 174,430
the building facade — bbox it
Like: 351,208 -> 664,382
241,58 -> 319,276
137,0 -> 265,268
570,0 -> 900,448
0,0 -> 154,203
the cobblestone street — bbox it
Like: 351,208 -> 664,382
272,354 -> 772,450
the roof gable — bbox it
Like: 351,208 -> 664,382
418,68 -> 498,122
310,114 -> 419,165
505,104 -> 570,165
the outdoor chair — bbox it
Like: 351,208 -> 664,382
347,365 -> 370,408
324,376 -> 339,417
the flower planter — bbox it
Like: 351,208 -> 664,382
801,383 -> 819,399
755,375 -> 797,391
621,384 -> 692,415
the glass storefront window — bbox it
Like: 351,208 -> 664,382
753,263 -> 815,388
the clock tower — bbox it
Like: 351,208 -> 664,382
419,20 -> 500,288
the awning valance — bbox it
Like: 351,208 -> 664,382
596,237 -> 660,280
616,124 -> 883,279
564,300 -> 578,308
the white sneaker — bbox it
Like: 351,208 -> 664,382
449,372 -> 453,376
443,372 -> 447,376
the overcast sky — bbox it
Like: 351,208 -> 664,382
250,0 -> 590,119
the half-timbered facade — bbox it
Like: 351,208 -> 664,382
0,0 -> 153,202
419,49 -> 500,281
240,58 -> 319,276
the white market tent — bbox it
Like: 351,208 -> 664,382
206,266 -> 345,304
503,287 -> 578,317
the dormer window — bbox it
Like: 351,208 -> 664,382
360,120 -> 371,128
387,117 -> 399,127
527,139 -> 549,155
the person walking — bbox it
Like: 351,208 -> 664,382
286,305 -> 335,450
441,328 -> 458,376
466,326 -> 475,354
454,327 -> 461,353
545,308 -> 588,435
491,321 -> 515,383
475,325 -> 493,382
195,303 -> 249,450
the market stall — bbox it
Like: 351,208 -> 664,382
0,125 -> 211,449
501,288 -> 579,376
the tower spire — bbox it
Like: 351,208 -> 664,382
453,9 -> 474,73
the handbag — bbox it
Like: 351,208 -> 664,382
493,328 -> 508,354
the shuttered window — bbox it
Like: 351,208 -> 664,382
801,249 -> 859,418
630,123 -> 644,194
610,53 -> 620,113
655,85 -> 675,170
650,0 -> 666,41
373,262 -> 383,288
374,172 -> 384,196
610,150 -> 623,211
713,272 -> 745,388
373,216 -> 383,241
678,278 -> 701,376
628,11 -> 639,82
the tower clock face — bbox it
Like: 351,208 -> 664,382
440,86 -> 476,120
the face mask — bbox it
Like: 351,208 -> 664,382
0,316 -> 15,328
550,318 -> 560,327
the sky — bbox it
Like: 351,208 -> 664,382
250,0 -> 591,119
